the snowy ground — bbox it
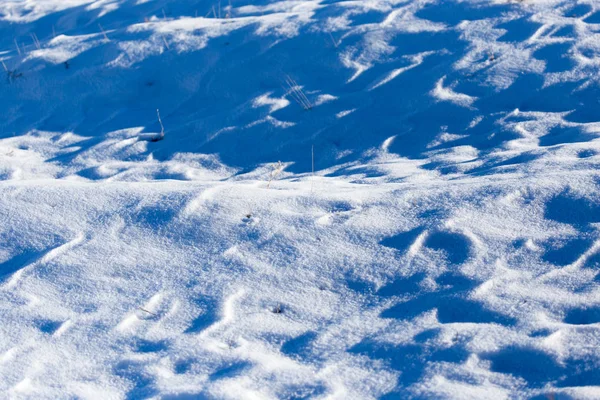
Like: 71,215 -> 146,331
1,0 -> 600,399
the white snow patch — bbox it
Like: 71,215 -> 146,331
431,76 -> 477,108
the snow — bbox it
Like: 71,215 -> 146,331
1,0 -> 600,399
431,76 -> 477,108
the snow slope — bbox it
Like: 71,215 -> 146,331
1,0 -> 600,399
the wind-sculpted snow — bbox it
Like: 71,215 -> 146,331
1,0 -> 600,399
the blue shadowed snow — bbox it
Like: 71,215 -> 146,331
1,0 -> 600,398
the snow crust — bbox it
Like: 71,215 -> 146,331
1,0 -> 600,398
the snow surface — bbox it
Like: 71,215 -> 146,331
1,0 -> 600,399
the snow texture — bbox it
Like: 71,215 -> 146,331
1,0 -> 600,399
